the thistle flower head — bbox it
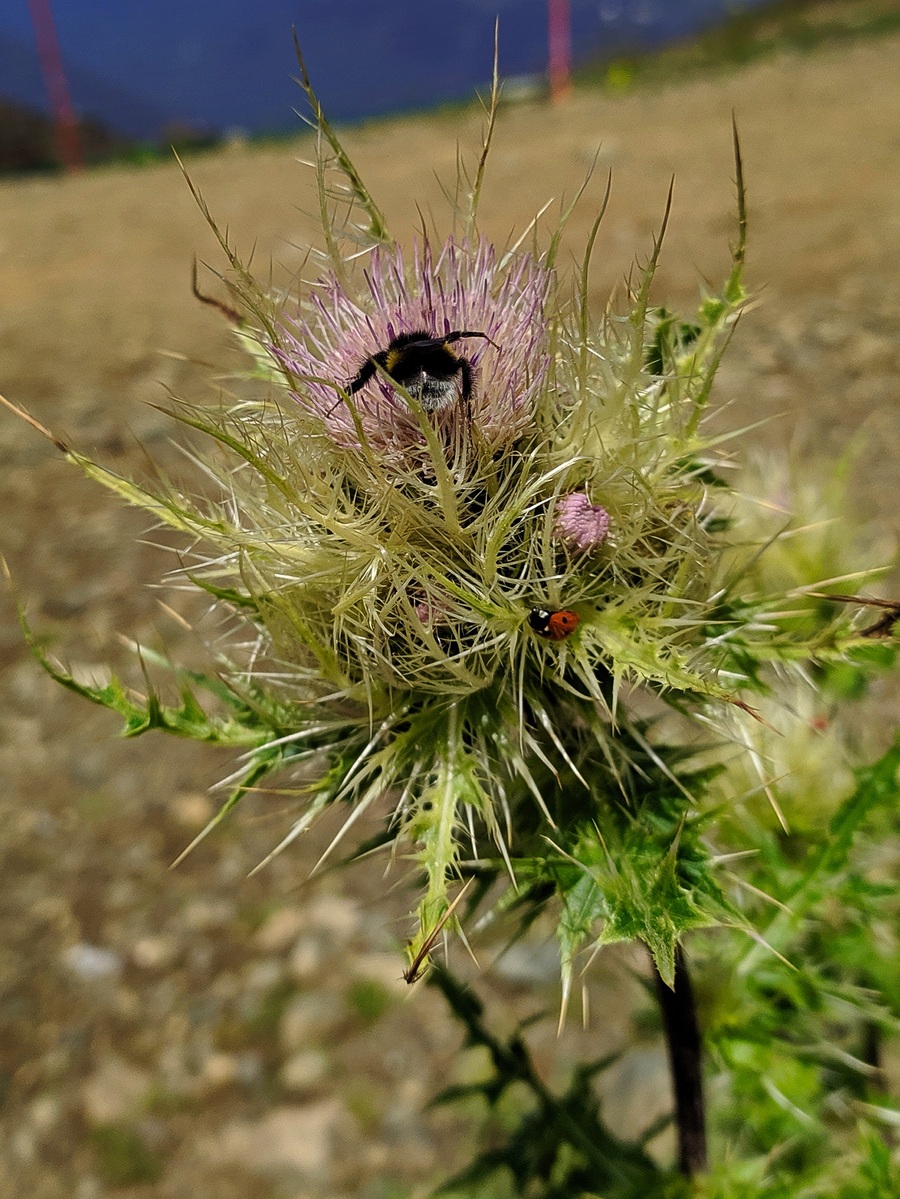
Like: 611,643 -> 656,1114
274,237 -> 551,459
19,76 -> 896,994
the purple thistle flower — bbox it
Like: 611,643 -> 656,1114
274,237 -> 551,456
554,493 -> 610,553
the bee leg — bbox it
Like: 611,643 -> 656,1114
458,359 -> 475,454
328,351 -> 386,418
443,330 -> 501,352
347,354 -> 381,395
459,359 -> 474,412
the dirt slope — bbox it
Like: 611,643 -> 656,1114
1,30 -> 898,1198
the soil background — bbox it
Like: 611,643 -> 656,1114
1,25 -> 899,1199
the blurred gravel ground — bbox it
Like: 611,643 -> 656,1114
1,31 -> 899,1197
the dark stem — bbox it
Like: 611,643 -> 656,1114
653,944 -> 708,1177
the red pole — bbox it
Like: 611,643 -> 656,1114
27,0 -> 83,171
548,0 -> 572,105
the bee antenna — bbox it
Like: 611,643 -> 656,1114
325,388 -> 349,418
443,330 -> 501,352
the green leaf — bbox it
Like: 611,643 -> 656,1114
741,736 -> 900,973
428,969 -> 661,1198
25,635 -> 263,746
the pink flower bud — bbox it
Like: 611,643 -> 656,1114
554,493 -> 610,553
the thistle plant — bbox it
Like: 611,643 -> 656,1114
3,48 -> 899,1197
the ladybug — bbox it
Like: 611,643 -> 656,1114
527,608 -> 580,641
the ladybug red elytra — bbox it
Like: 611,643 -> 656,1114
527,608 -> 580,641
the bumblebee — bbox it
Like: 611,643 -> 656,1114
347,329 -> 497,413
528,608 -> 580,641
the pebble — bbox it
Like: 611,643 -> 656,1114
81,1055 -> 152,1125
254,906 -> 307,953
600,1045 -> 671,1144
280,1050 -> 330,1093
244,960 -> 284,991
288,936 -> 327,982
41,580 -> 107,619
30,895 -> 74,933
280,994 -> 346,1052
349,951 -> 409,994
15,806 -> 57,839
847,331 -> 896,373
181,899 -> 236,932
131,935 -> 179,971
845,373 -> 896,408
171,792 -> 215,828
2,716 -> 47,762
3,659 -> 51,705
10,1124 -> 37,1160
813,317 -> 851,347
492,940 -> 560,985
105,879 -> 139,911
209,1101 -> 342,1178
303,894 -> 360,940
62,943 -> 124,982
234,1052 -> 265,1089
112,986 -> 142,1020
29,1093 -> 62,1135
197,1052 -> 240,1093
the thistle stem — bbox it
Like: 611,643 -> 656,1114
653,944 -> 708,1177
